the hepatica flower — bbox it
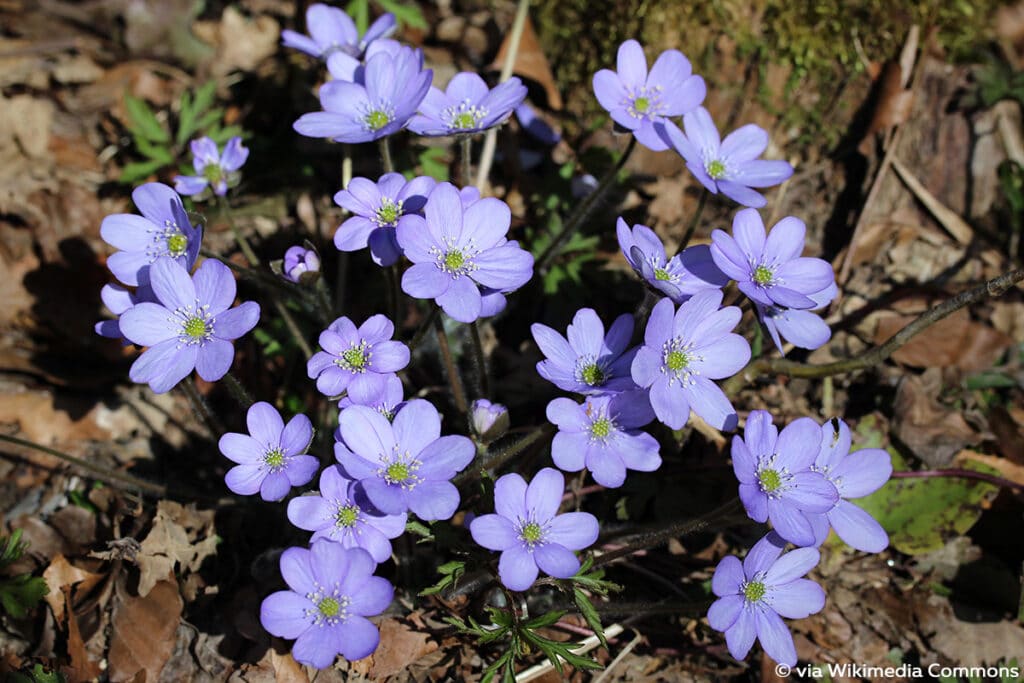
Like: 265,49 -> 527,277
547,392 -> 660,488
409,72 -> 528,137
711,209 -> 834,311
281,4 -> 395,60
174,136 -> 249,198
218,402 -> 318,501
281,244 -> 321,284
338,373 -> 405,420
592,39 -> 706,151
758,282 -> 837,354
334,173 -> 436,266
660,108 -> 793,208
616,218 -> 728,303
732,411 -> 839,547
100,182 -> 202,287
470,399 -> 510,442
806,418 -> 892,552
260,541 -> 393,668
470,468 -> 599,591
708,531 -> 825,667
119,257 -> 259,393
95,283 -> 155,340
631,292 -> 749,430
287,465 -> 406,563
294,46 -> 431,144
398,183 -> 533,323
306,314 -> 409,401
531,308 -> 638,395
334,400 -> 474,520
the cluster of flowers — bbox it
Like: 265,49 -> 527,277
92,3 -> 895,672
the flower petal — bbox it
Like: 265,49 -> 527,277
498,546 -> 539,591
471,514 -> 519,550
534,543 -> 579,578
525,468 -> 564,522
711,555 -> 744,597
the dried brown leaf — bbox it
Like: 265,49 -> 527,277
490,17 -> 562,110
41,554 -> 103,627
135,501 -> 218,598
365,618 -> 438,679
193,7 -> 280,79
892,371 -> 978,467
874,307 -> 1012,371
107,579 -> 184,682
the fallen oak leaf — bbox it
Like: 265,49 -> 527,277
134,501 -> 218,598
107,578 -> 183,682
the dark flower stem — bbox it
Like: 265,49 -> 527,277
408,304 -> 441,350
722,267 -> 1024,395
891,468 -> 1022,491
454,423 -> 555,486
379,137 -> 394,174
389,265 -> 403,329
460,136 -> 473,187
469,320 -> 489,397
434,314 -> 468,414
535,136 -> 637,276
315,277 -> 335,325
179,378 -> 224,437
673,189 -> 708,257
336,145 -> 353,316
223,372 -> 255,409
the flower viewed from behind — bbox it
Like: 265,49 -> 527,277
470,468 -> 599,591
547,392 -> 660,488
757,282 -> 837,354
707,532 -> 825,667
398,183 -> 533,323
334,400 -> 474,520
118,257 -> 260,393
531,308 -> 638,395
806,418 -> 892,552
592,40 -> 706,151
731,411 -> 839,547
409,72 -> 528,136
334,173 -> 436,266
616,218 -> 728,304
100,183 -> 202,287
174,136 -> 249,198
281,244 -> 321,284
287,465 -> 407,563
660,108 -> 793,208
218,402 -> 318,501
260,541 -> 394,668
631,292 -> 749,430
307,314 -> 409,401
281,4 -> 395,60
95,283 -> 155,340
294,46 -> 432,144
711,209 -> 834,311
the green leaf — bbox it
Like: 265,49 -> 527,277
0,573 -> 49,618
1,529 -> 26,566
524,609 -> 565,629
419,560 -> 465,596
346,0 -> 369,34
119,159 -> 167,184
133,134 -> 174,164
405,520 -> 434,542
418,147 -> 450,181
124,94 -> 169,143
375,0 -> 428,29
7,664 -> 66,683
573,589 -> 607,648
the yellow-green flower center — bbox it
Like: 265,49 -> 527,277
366,110 -> 390,130
444,250 -> 465,271
264,448 -> 285,468
386,462 -> 410,483
654,267 -> 672,281
666,350 -> 689,371
752,265 -> 774,286
183,316 -> 208,339
342,348 -> 367,370
580,363 -> 605,386
166,232 -> 188,257
521,522 -> 543,544
377,199 -> 400,224
202,163 -> 224,184
336,504 -> 359,528
634,96 -> 650,113
590,417 -> 612,439
743,581 -> 766,603
707,159 -> 727,179
453,111 -> 478,129
758,468 -> 782,492
318,597 -> 340,617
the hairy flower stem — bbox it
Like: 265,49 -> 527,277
223,372 -> 255,409
454,423 -> 555,486
469,320 -> 489,397
379,137 -> 394,174
435,315 -> 468,414
314,277 -> 335,326
536,136 -> 637,276
408,304 -> 441,351
673,189 -> 708,257
460,136 -> 473,187
179,378 -> 224,437
722,267 -> 1024,395
593,498 -> 744,568
389,265 -> 403,329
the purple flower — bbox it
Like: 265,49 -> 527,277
326,38 -> 403,83
531,308 -> 638,395
630,292 -> 749,430
218,402 -> 318,501
659,109 -> 793,208
95,283 -> 155,340
731,411 -> 840,547
293,46 -> 432,144
471,399 -> 510,442
287,465 -> 407,563
616,218 -> 728,304
592,40 -> 706,151
758,282 -> 837,354
306,314 -> 409,401
119,257 -> 260,393
806,418 -> 892,552
397,183 -> 533,323
334,400 -> 474,520
100,183 -> 202,287
711,209 -> 834,311
338,373 -> 405,420
409,73 -> 528,136
516,101 -> 561,145
281,4 -> 395,60
260,541 -> 393,667
174,136 -> 249,197
708,531 -> 825,667
334,173 -> 436,266
546,392 -> 660,488
470,468 -> 599,591
281,244 -> 321,284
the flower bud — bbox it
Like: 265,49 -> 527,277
279,244 -> 321,284
470,399 -> 509,442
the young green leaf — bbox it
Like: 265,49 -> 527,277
124,94 -> 169,143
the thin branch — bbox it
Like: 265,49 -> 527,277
454,423 -> 554,486
723,267 -> 1024,394
435,314 -> 468,414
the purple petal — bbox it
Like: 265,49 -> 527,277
546,397 -> 587,430
367,341 -> 409,373
292,623 -> 339,669
763,216 -> 806,264
260,591 -> 311,639
247,402 -> 284,446
735,159 -> 794,187
225,464 -> 264,496
730,208 -> 766,260
707,594 -> 743,631
781,472 -> 836,513
593,69 -> 627,113
586,447 -> 627,488
534,543 -> 579,578
532,323 -> 575,369
711,555 -> 744,597
768,500 -> 815,547
219,137 -> 248,172
546,512 -> 599,550
550,432 -> 588,472
214,302 -> 260,340
472,246 -> 533,290
471,514 -> 519,551
615,40 -> 648,88
219,433 -> 262,465
132,182 -> 182,225
174,175 -> 208,196
774,417 -> 822,471
644,297 -> 675,347
107,249 -> 151,287
525,468 -> 564,522
416,435 -> 474,479
281,413 -> 313,455
336,616 -> 380,662
828,500 -> 889,552
693,334 -> 750,379
770,308 -> 832,350
260,471 -> 291,501
720,124 -> 769,163
743,531 -> 786,576
709,233 -> 752,281
339,405 -> 396,459
119,302 -> 176,346
425,182 -> 464,245
724,608 -> 756,661
739,483 -> 768,523
498,546 -> 539,591
287,495 -> 332,532
281,30 -> 321,57
718,180 -> 768,208
683,377 -> 738,431
361,478 -> 407,515
650,378 -> 689,429
149,257 -> 196,311
437,274 -> 482,322
407,480 -> 460,520
494,472 -> 527,521
630,346 -> 661,388
755,609 -> 797,667
764,547 -> 819,585
307,3 -> 357,51
100,214 -> 155,251
768,578 -> 825,619
130,342 -> 196,393
682,107 -> 721,156
831,448 -> 892,498
194,338 -> 234,382
731,436 -> 756,483
744,410 -> 778,459
402,262 -> 451,298
462,198 -> 511,250
391,398 -> 441,456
